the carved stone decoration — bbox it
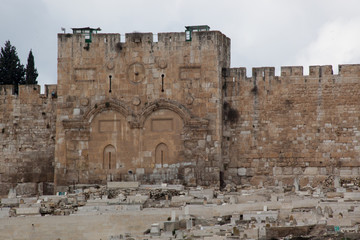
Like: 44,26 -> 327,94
74,68 -> 96,82
132,97 -> 141,106
107,61 -> 114,70
80,98 -> 89,106
157,58 -> 167,69
185,93 -> 194,105
179,67 -> 201,81
127,62 -> 145,83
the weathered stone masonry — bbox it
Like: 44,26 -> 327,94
0,84 -> 57,195
54,30 -> 230,190
2,28 -> 360,194
223,65 -> 360,188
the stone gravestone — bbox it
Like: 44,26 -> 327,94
150,223 -> 160,236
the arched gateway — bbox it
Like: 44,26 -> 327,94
55,29 -> 222,191
83,100 -> 187,183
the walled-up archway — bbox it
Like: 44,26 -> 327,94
61,99 -> 203,185
155,143 -> 169,167
88,109 -> 135,181
103,144 -> 116,169
141,108 -> 184,174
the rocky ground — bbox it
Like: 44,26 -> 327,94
2,182 -> 360,239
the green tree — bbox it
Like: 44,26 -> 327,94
25,49 -> 38,84
0,40 -> 25,87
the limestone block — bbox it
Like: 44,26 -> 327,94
243,210 -> 278,222
107,182 -> 139,189
15,207 -> 40,215
164,221 -> 179,232
336,187 -> 346,193
186,218 -> 193,230
273,167 -> 282,175
150,223 -> 160,236
227,168 -> 237,177
319,167 -> 327,175
326,192 -> 343,198
283,167 -> 293,175
198,140 -> 206,148
343,192 -> 360,200
237,168 -> 246,176
127,194 -> 148,204
303,167 -> 318,175
223,131 -> 231,137
189,189 -> 214,200
19,203 -> 41,208
0,207 -> 10,218
73,108 -> 80,115
7,188 -> 16,199
14,182 -> 38,196
85,199 -> 108,206
142,151 -> 152,157
1,198 -> 19,207
339,169 -> 352,176
243,228 -> 259,239
121,204 -> 142,211
175,230 -> 184,239
171,195 -> 193,206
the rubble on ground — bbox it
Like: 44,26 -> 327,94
2,181 -> 360,239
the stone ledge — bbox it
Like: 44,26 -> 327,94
107,181 -> 140,189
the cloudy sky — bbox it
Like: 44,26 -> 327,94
2,0 -> 360,90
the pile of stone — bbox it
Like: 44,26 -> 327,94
2,181 -> 360,239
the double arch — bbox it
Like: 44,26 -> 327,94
83,98 -> 194,128
83,100 -> 134,124
61,98 -> 210,183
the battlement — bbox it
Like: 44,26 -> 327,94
227,64 -> 360,80
0,84 -> 57,99
58,30 -> 227,46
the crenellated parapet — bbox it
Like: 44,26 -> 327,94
0,84 -> 58,100
59,30 -> 227,45
227,64 -> 360,79
223,64 -> 360,98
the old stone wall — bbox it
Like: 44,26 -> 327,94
223,64 -> 360,188
5,28 -> 360,193
55,30 -> 230,189
0,84 -> 57,195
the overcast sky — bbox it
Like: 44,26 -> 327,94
2,0 -> 360,90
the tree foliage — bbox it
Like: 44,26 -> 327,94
25,49 -> 38,84
0,40 -> 25,86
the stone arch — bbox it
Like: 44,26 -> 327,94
83,99 -> 135,124
103,144 -> 116,169
141,106 -> 185,172
139,99 -> 192,128
155,143 -> 169,167
88,106 -> 134,177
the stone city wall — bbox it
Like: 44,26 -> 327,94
4,28 -> 360,193
0,84 -> 57,195
223,64 -> 360,188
